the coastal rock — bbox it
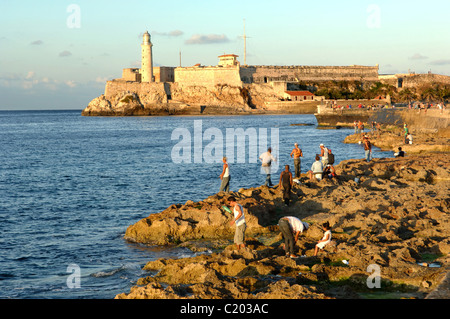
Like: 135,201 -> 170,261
118,150 -> 449,299
81,94 -> 113,116
81,92 -> 145,116
124,191 -> 283,245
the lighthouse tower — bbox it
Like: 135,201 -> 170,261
140,31 -> 153,82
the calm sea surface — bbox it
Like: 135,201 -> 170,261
0,110 -> 392,299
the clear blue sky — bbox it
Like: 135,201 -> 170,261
1,0 -> 449,109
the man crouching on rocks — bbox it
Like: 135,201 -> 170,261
228,196 -> 246,251
278,216 -> 309,258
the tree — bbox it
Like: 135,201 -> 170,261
420,86 -> 437,102
398,88 -> 417,103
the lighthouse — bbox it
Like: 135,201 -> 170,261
141,31 -> 153,82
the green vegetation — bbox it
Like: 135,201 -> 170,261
308,80 -> 450,103
419,253 -> 444,263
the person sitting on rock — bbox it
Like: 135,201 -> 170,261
308,155 -> 323,181
394,147 -> 405,157
322,164 -> 337,179
278,216 -> 309,258
314,222 -> 332,256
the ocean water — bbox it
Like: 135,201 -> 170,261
0,110 -> 392,299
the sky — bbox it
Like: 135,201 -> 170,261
1,0 -> 450,110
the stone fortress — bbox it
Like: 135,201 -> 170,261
82,31 -> 449,116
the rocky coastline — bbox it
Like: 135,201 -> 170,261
116,124 -> 449,299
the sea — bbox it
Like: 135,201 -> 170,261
0,110 -> 393,299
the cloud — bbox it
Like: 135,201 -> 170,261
0,71 -> 77,91
59,50 -> 72,57
429,59 -> 450,66
409,53 -> 428,60
30,40 -> 43,45
65,80 -> 77,88
153,30 -> 184,37
95,76 -> 109,83
185,34 -> 230,45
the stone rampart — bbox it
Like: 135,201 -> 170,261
401,73 -> 450,88
174,66 -> 243,87
240,65 -> 379,83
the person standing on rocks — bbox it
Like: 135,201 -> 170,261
279,165 -> 293,206
320,144 -> 329,166
363,135 -> 372,162
228,196 -> 246,251
290,143 -> 303,179
259,147 -> 276,187
278,216 -> 309,258
404,123 -> 409,144
219,157 -> 230,193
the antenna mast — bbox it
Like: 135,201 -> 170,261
242,19 -> 250,66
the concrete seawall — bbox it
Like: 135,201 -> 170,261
370,109 -> 450,132
315,104 -> 449,132
264,101 -> 320,114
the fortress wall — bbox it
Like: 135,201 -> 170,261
105,80 -> 167,100
241,65 -> 379,83
174,66 -> 243,87
401,73 -> 450,88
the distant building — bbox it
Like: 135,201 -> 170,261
122,68 -> 141,82
285,90 -> 315,101
218,54 -> 240,67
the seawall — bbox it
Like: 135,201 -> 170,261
370,109 -> 450,132
315,103 -> 450,132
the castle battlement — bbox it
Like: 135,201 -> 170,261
112,31 -> 380,88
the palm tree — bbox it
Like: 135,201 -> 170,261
421,87 -> 437,102
398,88 -> 417,103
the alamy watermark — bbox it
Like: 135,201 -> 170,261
171,120 -> 279,173
66,263 -> 81,289
66,4 -> 81,29
366,4 -> 381,29
367,264 -> 381,288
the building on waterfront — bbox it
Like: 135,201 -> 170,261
285,90 -> 316,101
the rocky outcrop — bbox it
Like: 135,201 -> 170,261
119,152 -> 449,299
170,83 -> 250,110
124,187 -> 291,245
82,83 -> 256,116
81,91 -> 147,116
82,81 -> 325,116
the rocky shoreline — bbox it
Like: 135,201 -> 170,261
116,127 -> 449,299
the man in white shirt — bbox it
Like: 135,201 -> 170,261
308,155 -> 323,181
320,144 -> 329,166
278,216 -> 309,258
259,147 -> 276,187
